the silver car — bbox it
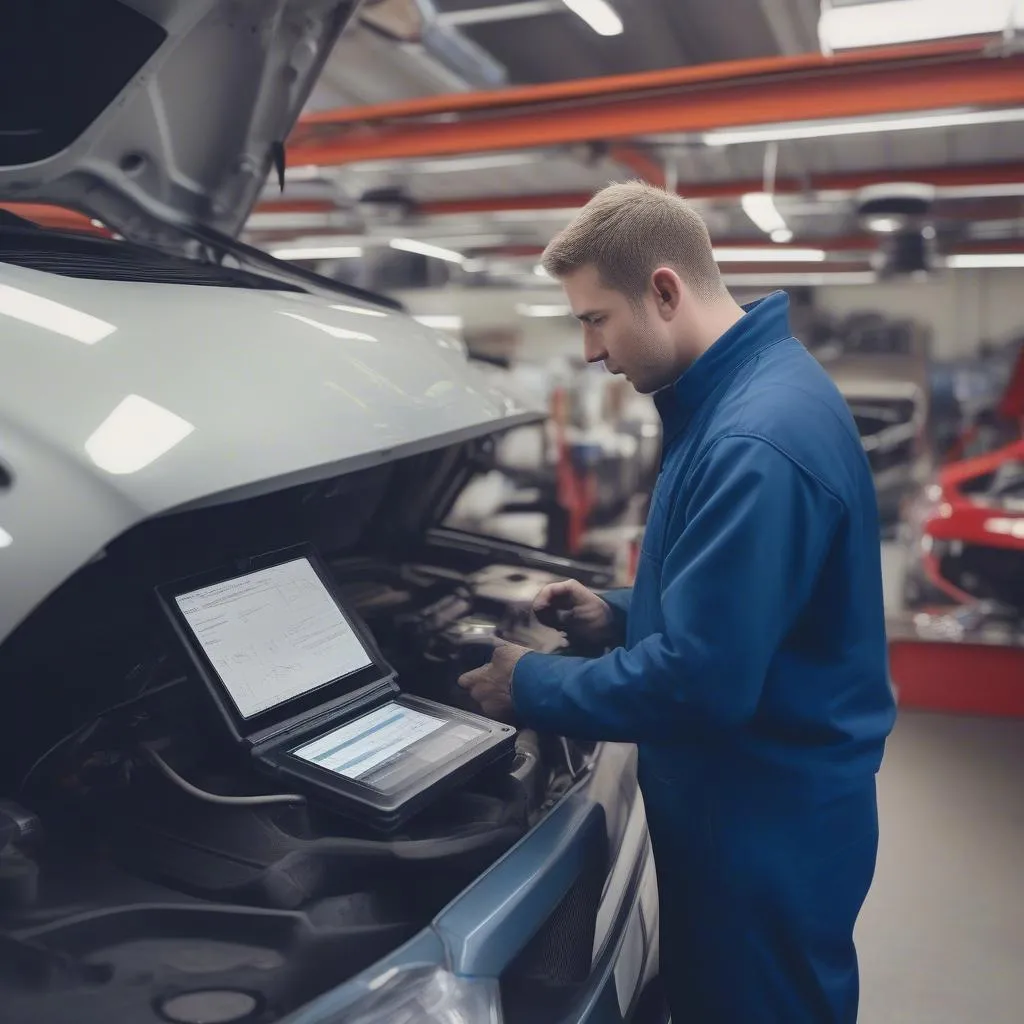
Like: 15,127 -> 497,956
0,4 -> 660,1022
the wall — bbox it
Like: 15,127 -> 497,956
398,267 -> 1024,366
816,268 -> 1024,362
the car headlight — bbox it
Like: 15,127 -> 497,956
339,967 -> 502,1024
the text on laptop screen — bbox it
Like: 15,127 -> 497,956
175,557 -> 374,718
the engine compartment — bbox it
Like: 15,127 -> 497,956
0,502 -> 606,1023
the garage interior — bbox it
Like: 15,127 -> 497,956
2,2 -> 1023,1022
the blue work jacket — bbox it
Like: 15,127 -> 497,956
513,289 -> 895,807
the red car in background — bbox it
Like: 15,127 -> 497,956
901,345 -> 1024,615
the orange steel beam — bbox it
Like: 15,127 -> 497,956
607,144 -> 666,186
296,39 -> 986,127
414,162 -> 1024,217
474,236 -> 1024,258
288,41 -> 1024,166
1,203 -> 106,234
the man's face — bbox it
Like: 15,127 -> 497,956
560,265 -> 681,395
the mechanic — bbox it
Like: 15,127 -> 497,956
458,182 -> 897,1024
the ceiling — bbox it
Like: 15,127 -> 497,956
192,2 -> 1024,288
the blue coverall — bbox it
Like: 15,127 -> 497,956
512,292 -> 897,1023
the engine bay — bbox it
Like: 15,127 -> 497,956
0,535 -> 602,1024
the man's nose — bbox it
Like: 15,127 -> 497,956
583,335 -> 607,364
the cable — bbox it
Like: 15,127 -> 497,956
16,677 -> 185,797
141,745 -> 305,807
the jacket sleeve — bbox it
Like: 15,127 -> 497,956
600,587 -> 632,645
511,434 -> 842,742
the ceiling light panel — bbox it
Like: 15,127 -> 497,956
819,0 -> 1024,52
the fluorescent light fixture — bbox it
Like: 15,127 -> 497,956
771,228 -> 794,243
389,238 -> 465,264
703,107 -> 1024,146
819,0 -> 1023,52
271,245 -> 363,260
350,152 -> 540,175
414,315 -> 464,331
713,247 -> 827,262
534,264 -> 552,278
721,272 -> 877,286
0,283 -> 116,345
329,303 -> 388,317
517,303 -> 573,317
85,395 -> 194,475
562,0 -> 623,35
741,192 -> 789,236
866,216 -> 903,233
947,253 -> 1024,268
283,164 -> 326,181
278,312 -> 377,341
0,526 -> 11,549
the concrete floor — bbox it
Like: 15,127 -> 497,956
856,711 -> 1024,1024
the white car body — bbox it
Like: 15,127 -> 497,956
0,5 -> 659,1023
0,260 -> 533,646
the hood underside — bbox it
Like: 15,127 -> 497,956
0,0 -> 358,247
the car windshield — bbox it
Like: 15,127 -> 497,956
0,213 -> 307,291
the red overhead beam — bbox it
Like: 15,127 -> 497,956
413,162 -> 1024,216
288,41 -> 1024,166
0,203 -> 107,235
296,39 -> 986,128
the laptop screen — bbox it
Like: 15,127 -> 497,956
174,556 -> 374,719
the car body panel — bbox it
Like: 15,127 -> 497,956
0,261 -> 539,646
0,0 -> 358,247
281,780 -> 658,1024
902,344 -> 1024,612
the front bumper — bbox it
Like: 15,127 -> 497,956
284,771 -> 659,1024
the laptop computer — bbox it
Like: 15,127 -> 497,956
157,545 -> 516,830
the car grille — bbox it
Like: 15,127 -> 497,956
500,836 -> 607,1023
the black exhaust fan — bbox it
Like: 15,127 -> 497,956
857,184 -> 937,279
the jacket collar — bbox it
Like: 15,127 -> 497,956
654,290 -> 793,443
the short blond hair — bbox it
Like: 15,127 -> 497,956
541,181 -> 725,303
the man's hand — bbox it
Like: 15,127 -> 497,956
533,579 -> 614,649
457,642 -> 530,722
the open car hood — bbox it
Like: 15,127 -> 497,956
0,260 -> 541,647
0,0 -> 357,246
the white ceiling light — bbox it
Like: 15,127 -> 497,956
534,264 -> 552,278
390,238 -> 466,264
517,303 -> 573,317
771,228 -> 794,243
85,395 -> 194,475
713,247 -> 827,262
866,216 -> 904,233
350,152 -> 541,175
0,283 -> 116,345
271,245 -> 363,260
819,0 -> 1023,53
722,272 -> 876,286
741,192 -> 790,237
703,107 -> 1024,146
0,526 -> 11,549
561,0 -> 624,36
947,253 -> 1024,268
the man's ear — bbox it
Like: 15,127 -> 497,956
651,267 -> 684,320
